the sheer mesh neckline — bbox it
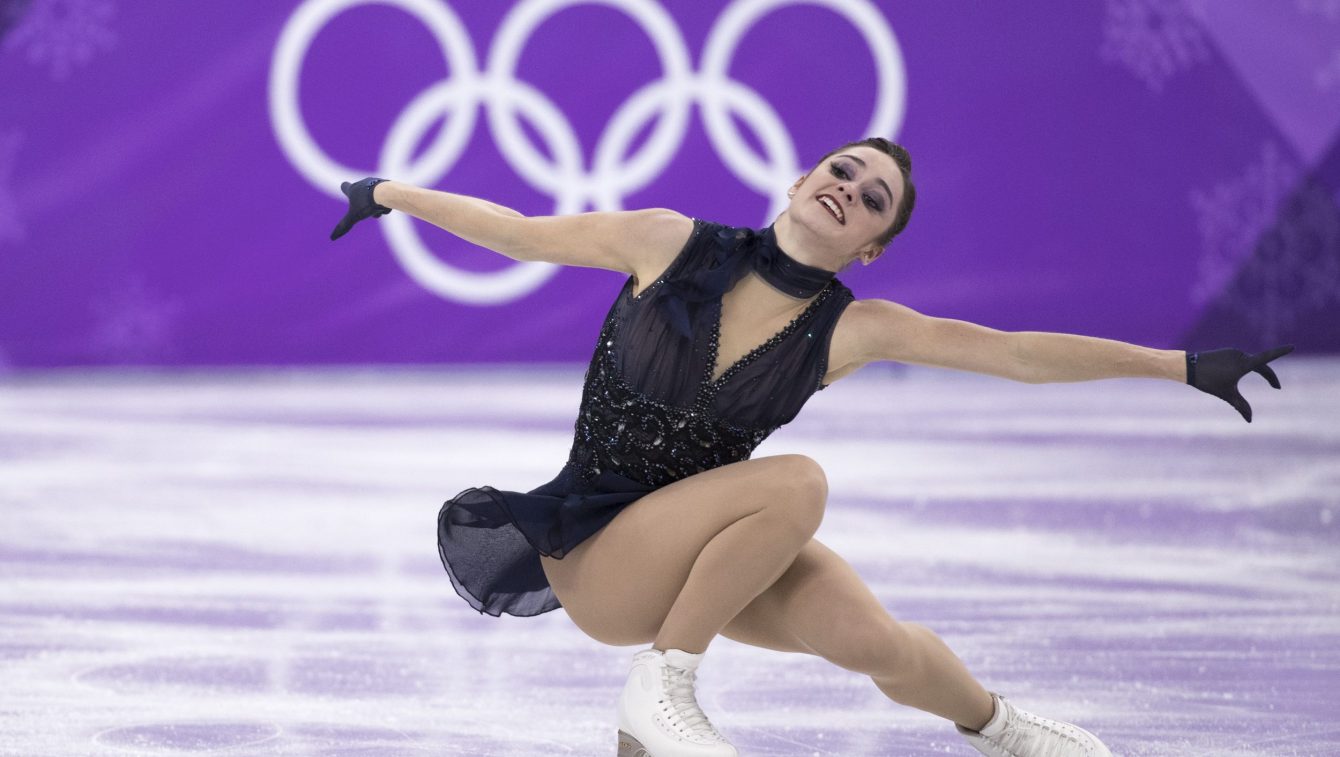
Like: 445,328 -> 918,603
703,281 -> 836,388
614,218 -> 852,427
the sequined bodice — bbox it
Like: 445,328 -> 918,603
562,219 -> 855,490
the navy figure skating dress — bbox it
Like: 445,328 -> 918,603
437,218 -> 856,617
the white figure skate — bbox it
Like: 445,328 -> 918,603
957,691 -> 1112,756
617,647 -> 737,757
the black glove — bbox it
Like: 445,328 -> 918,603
329,177 -> 392,240
1186,344 -> 1293,422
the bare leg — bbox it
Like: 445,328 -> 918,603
869,622 -> 996,730
538,454 -> 828,651
720,538 -> 995,730
653,504 -> 821,654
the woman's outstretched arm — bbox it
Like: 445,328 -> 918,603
846,297 -> 1182,383
329,177 -> 693,279
1008,330 -> 1184,383
371,181 -> 530,256
846,298 -> 1293,421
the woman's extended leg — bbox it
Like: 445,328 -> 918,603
720,538 -> 996,731
538,454 -> 828,653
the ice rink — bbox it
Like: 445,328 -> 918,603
3,361 -> 1338,756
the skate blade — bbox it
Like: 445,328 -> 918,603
617,729 -> 652,757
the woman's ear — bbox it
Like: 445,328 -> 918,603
787,175 -> 806,198
857,243 -> 885,266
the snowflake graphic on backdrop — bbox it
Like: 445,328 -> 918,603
0,129 -> 23,245
1299,0 -> 1340,90
3,0 -> 115,81
1190,141 -> 1340,343
0,0 -> 33,40
1100,0 -> 1211,92
89,275 -> 182,362
1298,0 -> 1340,19
1318,51 -> 1340,91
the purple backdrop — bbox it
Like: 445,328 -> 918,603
1,0 -> 1338,368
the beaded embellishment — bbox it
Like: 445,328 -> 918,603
564,268 -> 836,489
701,283 -> 836,393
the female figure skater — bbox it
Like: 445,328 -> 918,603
330,138 -> 1292,757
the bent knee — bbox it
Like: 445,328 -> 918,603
770,454 -> 828,526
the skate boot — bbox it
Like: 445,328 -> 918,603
956,691 -> 1112,757
617,647 -> 737,757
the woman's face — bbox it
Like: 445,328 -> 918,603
786,144 -> 905,265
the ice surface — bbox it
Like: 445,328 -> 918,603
1,362 -> 1337,755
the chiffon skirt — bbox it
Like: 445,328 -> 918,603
437,463 -> 656,617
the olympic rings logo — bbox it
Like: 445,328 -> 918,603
269,0 -> 906,304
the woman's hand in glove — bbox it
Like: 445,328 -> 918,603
1186,344 -> 1294,422
330,178 -> 392,240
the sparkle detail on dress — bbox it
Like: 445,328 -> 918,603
703,282 -> 835,392
434,219 -> 855,618
566,272 -> 837,489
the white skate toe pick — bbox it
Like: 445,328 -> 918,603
956,691 -> 1112,757
617,647 -> 737,757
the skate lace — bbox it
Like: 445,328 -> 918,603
993,705 -> 1094,757
662,666 -> 725,742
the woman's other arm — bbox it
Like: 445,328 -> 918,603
846,299 -> 1293,421
370,181 -> 693,278
371,181 -> 526,256
846,298 -> 1183,384
1008,330 -> 1184,383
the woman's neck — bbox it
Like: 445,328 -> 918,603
729,269 -> 815,321
772,213 -> 839,272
